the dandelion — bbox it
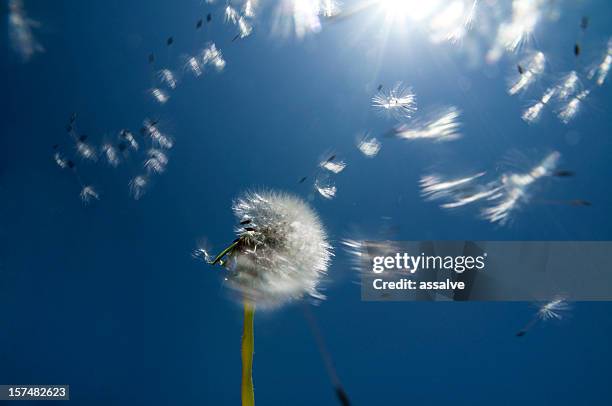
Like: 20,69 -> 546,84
158,69 -> 177,89
80,185 -> 99,204
557,90 -> 590,124
555,71 -> 580,101
101,143 -> 120,167
522,87 -> 555,123
357,135 -> 381,158
393,106 -> 461,142
201,190 -> 332,405
508,51 -> 546,95
516,297 -> 569,337
144,149 -> 168,174
202,43 -> 226,71
129,175 -> 148,200
8,0 -> 44,62
372,82 -> 417,120
208,190 -> 332,306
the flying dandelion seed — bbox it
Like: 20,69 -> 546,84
314,176 -> 337,200
143,119 -> 173,149
357,135 -> 381,158
76,140 -> 97,161
119,129 -> 139,151
440,184 -> 503,209
53,151 -> 69,169
129,175 -> 148,200
150,88 -> 169,104
482,151 -> 560,225
393,106 -> 462,142
522,87 -> 555,123
516,297 -> 569,337
158,69 -> 177,89
80,185 -> 99,204
487,0 -> 546,63
420,172 -> 486,200
271,0 -> 324,40
428,0 -> 478,44
371,82 -> 417,121
101,143 -> 120,167
508,51 -> 546,95
144,149 -> 168,174
320,159 -> 346,174
587,38 -> 612,86
555,71 -> 580,101
225,4 -> 240,24
243,0 -> 258,18
185,55 -> 203,77
237,16 -> 253,39
8,0 -> 44,62
202,43 -> 226,71
320,0 -> 342,18
557,89 -> 590,124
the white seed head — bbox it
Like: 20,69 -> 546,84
223,190 -> 332,308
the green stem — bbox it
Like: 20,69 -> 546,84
241,302 -> 255,406
210,239 -> 240,265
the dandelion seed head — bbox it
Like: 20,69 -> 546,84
224,190 -> 332,308
372,82 -> 417,120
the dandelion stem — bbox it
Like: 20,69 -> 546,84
210,239 -> 240,265
241,302 -> 255,406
